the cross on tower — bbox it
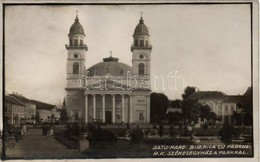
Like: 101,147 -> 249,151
110,50 -> 112,57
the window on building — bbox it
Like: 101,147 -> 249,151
74,39 -> 78,46
73,62 -> 79,74
225,105 -> 228,112
140,40 -> 144,47
231,105 -> 235,112
134,40 -> 138,46
146,40 -> 149,47
218,107 -> 222,116
70,39 -> 73,46
80,40 -> 83,46
138,63 -> 145,75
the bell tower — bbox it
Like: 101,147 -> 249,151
130,14 -> 152,123
65,13 -> 88,121
131,15 -> 152,80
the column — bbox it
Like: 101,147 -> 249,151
121,94 -> 125,123
112,94 -> 116,123
146,96 -> 150,123
129,95 -> 133,123
93,94 -> 96,121
85,94 -> 88,123
102,94 -> 106,123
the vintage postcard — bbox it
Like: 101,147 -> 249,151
1,0 -> 259,161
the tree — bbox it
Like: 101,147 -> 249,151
150,92 -> 169,124
170,99 -> 182,108
182,98 -> 200,124
199,105 -> 212,121
36,112 -> 40,125
60,109 -> 68,124
182,86 -> 196,100
200,104 -> 221,125
167,112 -> 182,125
181,86 -> 199,124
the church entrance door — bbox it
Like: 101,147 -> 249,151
105,111 -> 112,124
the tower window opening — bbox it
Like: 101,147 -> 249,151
80,40 -> 83,46
70,39 -> 73,46
73,62 -> 79,74
138,63 -> 145,75
146,40 -> 149,47
74,39 -> 78,46
134,40 -> 138,46
140,40 -> 144,47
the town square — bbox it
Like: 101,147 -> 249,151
2,2 -> 258,160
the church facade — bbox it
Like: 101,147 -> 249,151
65,15 -> 152,124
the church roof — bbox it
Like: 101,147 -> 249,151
68,16 -> 85,36
87,56 -> 132,77
133,17 -> 149,36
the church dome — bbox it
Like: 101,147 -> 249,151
87,56 -> 132,77
68,16 -> 85,36
133,17 -> 149,36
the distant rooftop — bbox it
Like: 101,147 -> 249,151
9,93 -> 33,104
30,100 -> 56,111
5,95 -> 25,106
189,91 -> 227,99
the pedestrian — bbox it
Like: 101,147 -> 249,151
20,124 -> 24,136
22,124 -> 27,135
159,123 -> 164,137
169,124 -> 175,137
178,121 -> 183,134
42,124 -> 48,139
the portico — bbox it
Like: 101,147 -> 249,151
84,91 -> 132,124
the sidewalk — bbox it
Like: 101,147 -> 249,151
5,128 -> 84,159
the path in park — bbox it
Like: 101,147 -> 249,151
5,128 -> 84,159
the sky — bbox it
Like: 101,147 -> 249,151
4,4 -> 251,106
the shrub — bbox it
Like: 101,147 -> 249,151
88,128 -> 117,143
218,124 -> 234,143
130,128 -> 144,144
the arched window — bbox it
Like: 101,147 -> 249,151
74,39 -> 78,46
73,62 -> 79,74
134,39 -> 138,46
80,40 -> 83,46
140,40 -> 144,47
138,63 -> 145,75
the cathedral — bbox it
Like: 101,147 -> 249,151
65,14 -> 152,124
